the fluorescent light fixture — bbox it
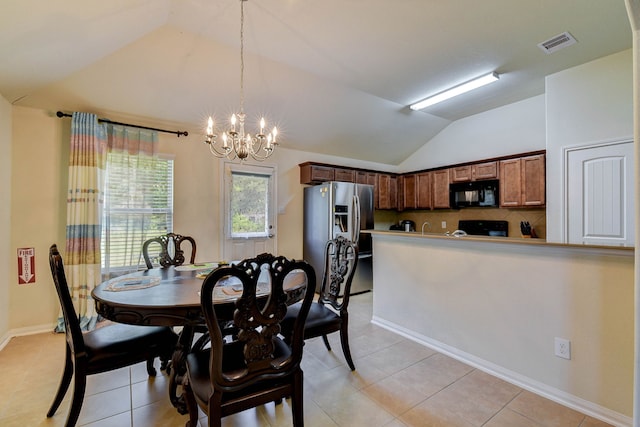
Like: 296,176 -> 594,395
409,72 -> 500,110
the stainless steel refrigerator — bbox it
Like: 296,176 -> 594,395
303,182 -> 374,294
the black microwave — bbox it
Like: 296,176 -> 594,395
449,180 -> 499,208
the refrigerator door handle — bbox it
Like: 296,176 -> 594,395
352,194 -> 360,245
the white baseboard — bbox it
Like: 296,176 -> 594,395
371,316 -> 632,427
0,324 -> 57,352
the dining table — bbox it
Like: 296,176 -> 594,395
91,262 -> 308,414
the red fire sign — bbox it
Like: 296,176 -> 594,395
17,247 -> 35,284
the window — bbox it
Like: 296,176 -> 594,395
101,152 -> 174,276
229,169 -> 273,238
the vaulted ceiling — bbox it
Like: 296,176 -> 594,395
0,0 -> 631,164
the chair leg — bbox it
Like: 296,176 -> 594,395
321,335 -> 332,351
65,360 -> 88,427
47,343 -> 73,418
291,370 -> 305,427
146,357 -> 158,376
339,324 -> 355,371
208,394 -> 224,427
183,381 -> 199,427
160,355 -> 170,372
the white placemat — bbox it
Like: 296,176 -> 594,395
175,262 -> 220,271
104,276 -> 161,292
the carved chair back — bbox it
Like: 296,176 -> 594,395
318,236 -> 359,314
142,232 -> 196,269
200,253 -> 316,390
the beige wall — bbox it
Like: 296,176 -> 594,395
398,94 -> 546,172
9,108 -> 67,333
0,96 -> 11,342
546,49 -> 633,243
372,233 -> 634,423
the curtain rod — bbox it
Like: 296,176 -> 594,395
56,111 -> 188,137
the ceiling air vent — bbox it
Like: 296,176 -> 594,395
537,31 -> 577,54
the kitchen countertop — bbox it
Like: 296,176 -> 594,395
369,229 -> 634,255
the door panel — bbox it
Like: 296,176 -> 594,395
222,162 -> 277,262
566,141 -> 633,246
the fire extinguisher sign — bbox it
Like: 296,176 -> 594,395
17,247 -> 36,284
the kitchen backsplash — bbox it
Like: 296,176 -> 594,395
374,208 -> 546,239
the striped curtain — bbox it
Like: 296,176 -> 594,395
58,112 -> 108,332
102,124 -> 158,277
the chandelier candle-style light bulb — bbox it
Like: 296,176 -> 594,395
203,0 -> 278,161
206,117 -> 214,136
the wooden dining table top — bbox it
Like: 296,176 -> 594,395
91,263 -> 308,327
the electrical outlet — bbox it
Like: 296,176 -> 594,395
554,337 -> 571,360
441,221 -> 447,229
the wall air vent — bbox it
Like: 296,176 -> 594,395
537,31 -> 577,54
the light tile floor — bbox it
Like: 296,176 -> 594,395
0,292 -> 613,427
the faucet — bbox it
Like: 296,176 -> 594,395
421,221 -> 432,235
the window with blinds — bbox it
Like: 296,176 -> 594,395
101,152 -> 174,276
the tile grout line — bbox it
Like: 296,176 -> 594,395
129,367 -> 135,427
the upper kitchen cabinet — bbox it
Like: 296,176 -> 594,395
416,172 -> 433,209
377,173 -> 398,210
432,169 -> 450,209
355,170 -> 377,186
334,167 -> 355,182
450,161 -> 498,182
472,161 -> 499,180
398,172 -> 432,211
450,165 -> 472,182
299,163 -> 335,184
398,174 -> 417,211
500,154 -> 545,207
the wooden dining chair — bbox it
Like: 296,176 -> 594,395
47,244 -> 178,427
142,232 -> 196,269
183,253 -> 316,427
282,236 -> 359,370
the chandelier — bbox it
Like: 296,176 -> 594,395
204,0 -> 278,161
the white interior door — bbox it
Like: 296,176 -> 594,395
222,162 -> 277,262
566,140 -> 634,246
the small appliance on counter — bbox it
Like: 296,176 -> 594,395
400,220 -> 416,232
458,220 -> 508,237
390,220 -> 416,232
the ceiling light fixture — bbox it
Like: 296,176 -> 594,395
204,0 -> 278,161
409,72 -> 500,111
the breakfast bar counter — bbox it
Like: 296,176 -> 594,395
369,230 -> 633,424
371,229 -> 634,253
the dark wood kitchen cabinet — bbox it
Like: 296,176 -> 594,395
376,173 -> 397,209
299,163 -> 334,184
500,154 -> 545,207
432,169 -> 450,209
450,165 -> 472,182
416,172 -> 432,209
355,170 -> 376,186
472,161 -> 499,180
398,174 -> 417,210
399,171 -> 433,210
333,167 -> 355,182
451,161 -> 498,182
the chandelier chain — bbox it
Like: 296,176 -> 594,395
203,0 -> 278,161
239,0 -> 245,114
